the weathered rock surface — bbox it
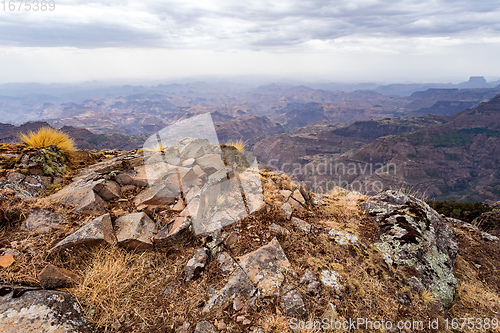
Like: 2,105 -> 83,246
269,223 -> 290,235
290,217 -> 312,233
38,264 -> 82,289
115,212 -> 156,250
299,269 -> 321,295
48,179 -> 106,213
279,202 -> 292,220
360,190 -> 459,307
185,247 -> 208,281
50,214 -> 116,252
21,210 -> 66,234
0,286 -> 93,332
280,289 -> 307,318
94,180 -> 121,201
153,216 -> 192,245
236,238 -> 292,297
193,320 -> 216,333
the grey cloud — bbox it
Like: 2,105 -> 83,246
0,0 -> 499,49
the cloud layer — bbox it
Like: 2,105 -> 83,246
1,0 -> 499,49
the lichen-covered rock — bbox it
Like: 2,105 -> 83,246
236,237 -> 292,297
153,216 -> 192,246
0,286 -> 93,332
193,320 -> 217,333
360,190 -> 459,307
16,145 -> 68,176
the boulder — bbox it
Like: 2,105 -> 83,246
114,170 -> 148,187
178,138 -> 211,159
115,212 -> 156,250
236,238 -> 292,297
50,214 -> 116,253
134,184 -> 176,206
0,286 -> 93,332
279,203 -> 292,220
291,190 -> 306,205
360,190 -> 459,307
153,216 -> 192,246
94,180 -> 121,201
21,210 -> 66,234
38,264 -> 82,289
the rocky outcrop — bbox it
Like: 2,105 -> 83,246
0,286 -> 93,332
360,190 -> 459,307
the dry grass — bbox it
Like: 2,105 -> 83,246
226,139 -> 246,152
18,127 -> 76,155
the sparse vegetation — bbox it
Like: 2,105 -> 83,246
427,200 -> 492,223
226,139 -> 246,151
18,127 -> 76,155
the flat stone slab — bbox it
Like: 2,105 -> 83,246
0,286 -> 93,332
115,212 -> 156,250
50,214 -> 116,253
236,237 -> 292,297
21,210 -> 66,234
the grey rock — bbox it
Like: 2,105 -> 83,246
280,289 -> 307,318
193,320 -> 216,333
236,238 -> 292,297
269,223 -> 290,235
290,217 -> 312,233
0,286 -> 93,332
134,184 -> 177,206
114,170 -> 148,187
50,214 -> 116,253
115,212 -> 156,250
7,172 -> 25,183
360,190 -> 459,307
94,180 -> 121,201
153,216 -> 192,246
185,247 -> 209,281
299,269 -> 321,295
196,154 -> 225,175
22,210 -> 66,234
279,202 -> 292,220
48,179 -> 106,213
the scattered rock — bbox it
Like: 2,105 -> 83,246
291,190 -> 306,205
48,179 -> 106,213
236,238 -> 292,297
0,254 -> 14,268
279,189 -> 292,199
134,184 -> 176,206
115,212 -> 156,250
38,264 -> 82,289
279,202 -> 292,220
329,230 -> 358,245
176,322 -> 191,333
360,190 -> 459,307
299,269 -> 321,295
269,223 -> 290,235
114,170 -> 148,187
215,319 -> 227,330
185,247 -> 209,281
50,214 -> 116,253
233,297 -> 244,311
320,270 -> 342,291
193,320 -> 217,333
290,217 -> 311,233
280,289 -> 307,318
0,286 -> 93,332
21,209 -> 66,234
196,154 -> 225,174
216,251 -> 239,276
7,172 -> 25,183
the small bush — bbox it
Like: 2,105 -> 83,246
19,127 -> 76,155
226,139 -> 246,151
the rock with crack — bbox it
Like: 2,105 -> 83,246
48,178 -> 107,213
280,289 -> 307,318
236,237 -> 292,297
0,286 -> 94,332
38,264 -> 82,289
115,212 -> 156,250
21,209 -> 66,234
114,170 -> 148,187
50,214 -> 116,253
134,184 -> 177,206
185,247 -> 209,281
153,216 -> 192,246
360,190 -> 459,307
196,154 -> 225,175
291,190 -> 306,205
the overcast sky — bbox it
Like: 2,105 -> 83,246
1,0 -> 499,83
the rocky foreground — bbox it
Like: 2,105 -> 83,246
0,142 -> 499,332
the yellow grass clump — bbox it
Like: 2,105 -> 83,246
226,139 -> 246,151
19,127 -> 76,155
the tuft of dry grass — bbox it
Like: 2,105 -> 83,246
226,139 -> 246,152
18,127 -> 76,155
